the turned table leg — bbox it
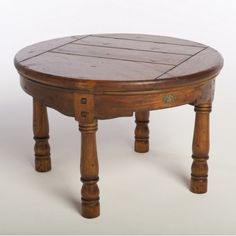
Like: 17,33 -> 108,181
191,103 -> 211,193
134,111 -> 150,153
79,120 -> 100,218
33,98 -> 51,172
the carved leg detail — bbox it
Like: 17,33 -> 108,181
135,111 -> 150,153
191,104 -> 211,194
33,98 -> 51,172
79,120 -> 100,218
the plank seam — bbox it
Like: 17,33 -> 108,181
154,47 -> 208,79
18,35 -> 90,63
49,51 -> 176,66
90,35 -> 206,48
71,42 -> 194,56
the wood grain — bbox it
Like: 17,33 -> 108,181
79,121 -> 100,218
14,34 -> 223,92
135,111 -> 150,153
14,34 -> 224,218
15,35 -> 88,62
18,51 -> 172,81
33,98 -> 51,172
191,104 -> 211,193
74,35 -> 204,55
95,34 -> 205,47
52,43 -> 189,65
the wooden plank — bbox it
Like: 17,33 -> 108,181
15,35 -> 88,62
52,43 -> 189,65
20,52 -> 173,81
158,47 -> 223,80
74,36 -> 204,55
15,34 -> 223,92
95,34 -> 205,47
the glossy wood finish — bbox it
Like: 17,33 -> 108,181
14,34 -> 223,92
135,111 -> 150,153
14,34 -> 224,218
79,121 -> 100,218
33,98 -> 51,172
191,104 -> 211,193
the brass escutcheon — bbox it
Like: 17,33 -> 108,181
81,98 -> 87,104
163,94 -> 175,104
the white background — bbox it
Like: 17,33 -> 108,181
0,0 -> 235,234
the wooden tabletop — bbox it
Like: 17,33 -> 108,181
14,34 -> 223,92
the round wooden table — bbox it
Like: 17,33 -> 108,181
14,34 -> 223,218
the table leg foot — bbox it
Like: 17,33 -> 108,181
35,156 -> 51,172
134,111 -> 150,153
33,98 -> 51,172
191,153 -> 208,193
79,121 -> 100,218
190,104 -> 211,194
81,178 -> 100,218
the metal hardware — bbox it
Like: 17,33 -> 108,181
163,94 -> 175,104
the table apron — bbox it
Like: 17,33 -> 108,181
94,80 -> 215,119
20,76 -> 76,117
20,76 -> 215,121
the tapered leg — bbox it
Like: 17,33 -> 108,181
135,111 -> 150,153
33,98 -> 51,172
79,120 -> 100,218
190,103 -> 211,193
